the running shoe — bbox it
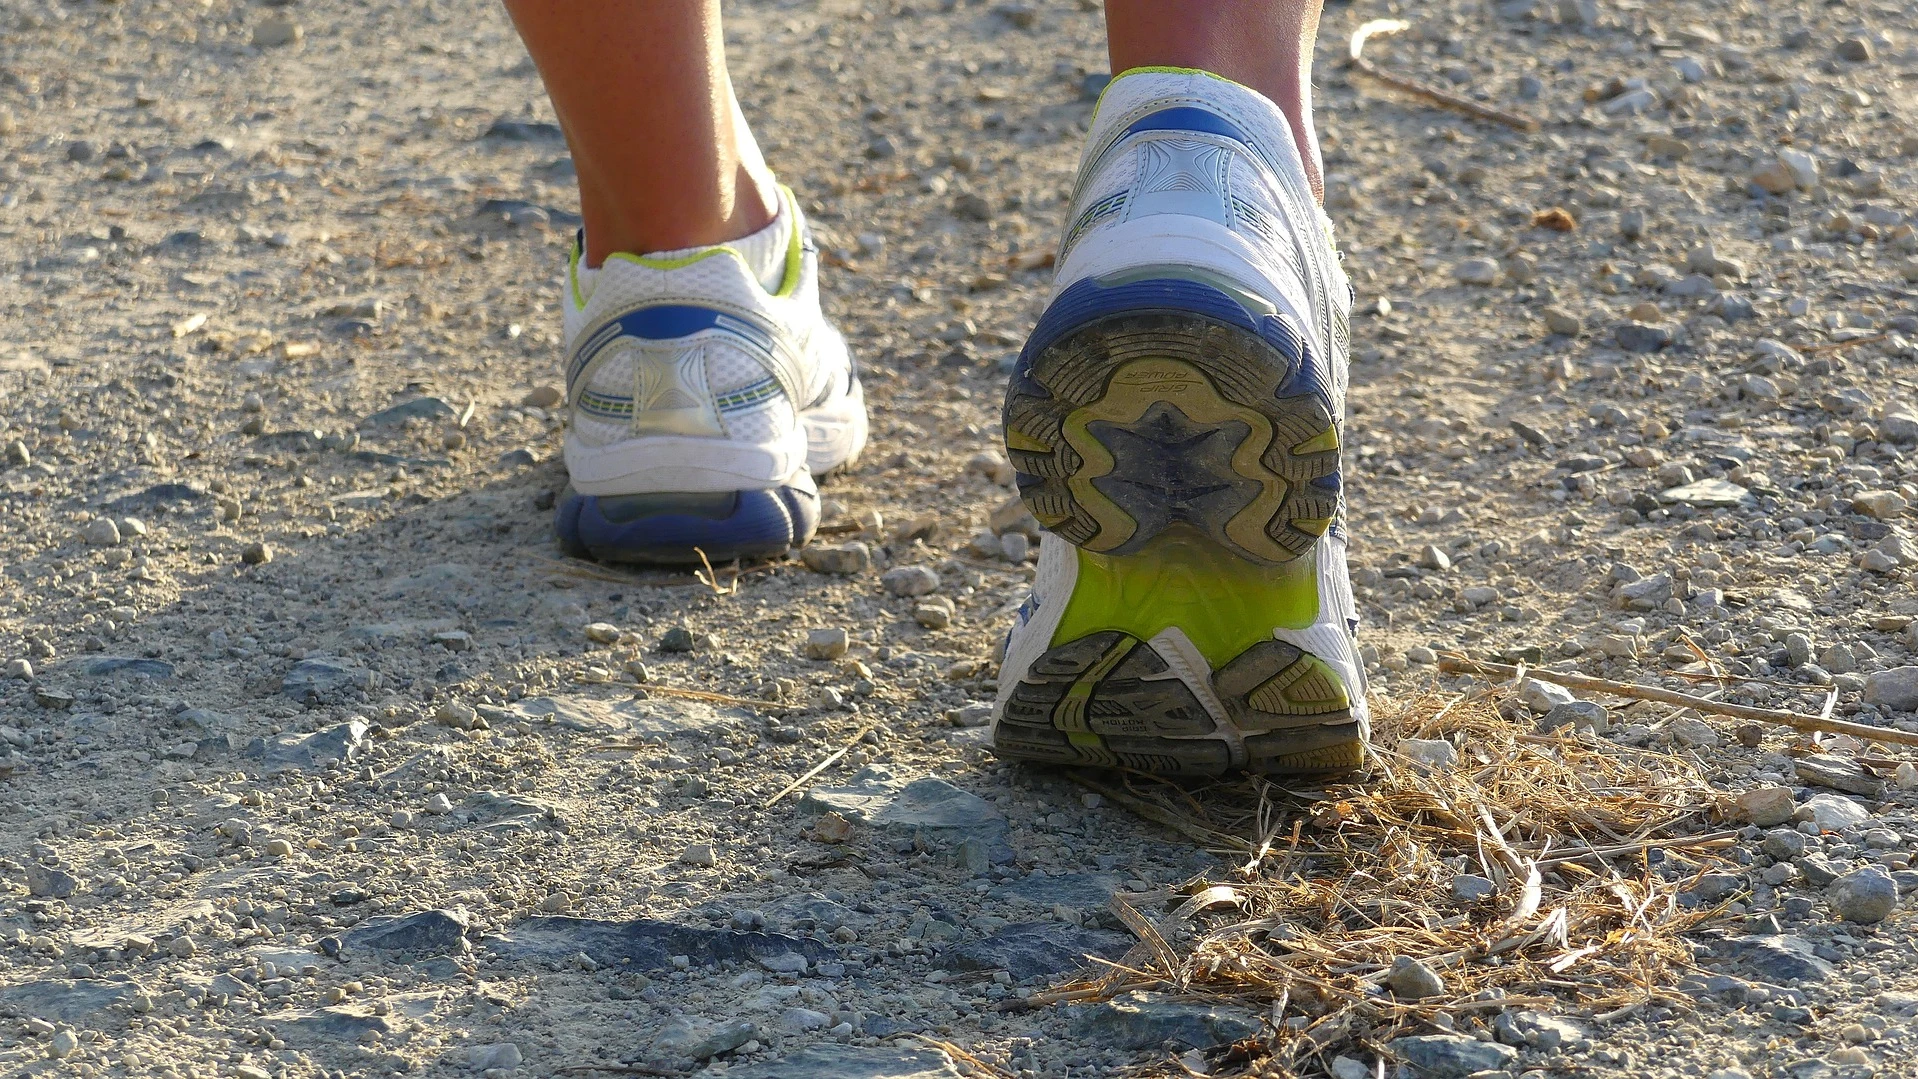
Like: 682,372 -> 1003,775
553,184 -> 868,564
993,68 -> 1367,776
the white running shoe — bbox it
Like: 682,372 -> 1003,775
553,184 -> 868,564
993,68 -> 1367,776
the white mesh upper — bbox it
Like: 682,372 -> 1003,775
556,185 -> 859,491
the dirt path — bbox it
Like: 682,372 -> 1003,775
2,0 -> 1916,1076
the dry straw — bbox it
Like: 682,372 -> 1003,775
1044,682 -> 1737,1075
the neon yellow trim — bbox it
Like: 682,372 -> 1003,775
1050,531 -> 1319,669
772,184 -> 805,298
571,179 -> 798,298
1097,65 -> 1242,113
568,237 -> 586,309
604,248 -> 736,272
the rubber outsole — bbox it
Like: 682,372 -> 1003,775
996,275 -> 1362,776
554,484 -> 819,566
996,628 -> 1363,775
1004,280 -> 1340,567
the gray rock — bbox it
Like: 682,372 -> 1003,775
1389,1034 -> 1519,1077
466,1043 -> 523,1071
1724,935 -> 1836,984
280,657 -> 369,703
1828,866 -> 1899,924
720,1047 -> 960,1079
800,543 -> 871,576
485,118 -> 564,140
345,909 -> 470,955
270,1007 -> 394,1045
991,873 -> 1124,911
0,979 -> 135,1023
1398,738 -> 1458,768
1793,755 -> 1885,797
487,916 -> 835,973
881,565 -> 940,597
1864,667 -> 1918,712
1615,573 -> 1675,609
24,862 -> 78,898
1615,322 -> 1673,352
1068,991 -> 1260,1050
1451,874 -> 1495,901
1795,854 -> 1846,888
799,767 -> 1007,851
361,396 -> 455,428
1658,479 -> 1750,509
803,628 -> 849,660
1517,678 -> 1575,713
942,922 -> 1132,981
249,718 -> 368,771
1762,828 -> 1807,860
1799,793 -> 1870,832
1540,700 -> 1610,733
1785,633 -> 1815,669
1385,956 -> 1446,999
75,656 -> 175,679
652,1016 -> 756,1062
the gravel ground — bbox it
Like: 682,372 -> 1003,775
3,0 -> 1917,1076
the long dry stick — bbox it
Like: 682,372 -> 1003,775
1347,20 -> 1539,132
1439,655 -> 1918,749
761,722 -> 877,808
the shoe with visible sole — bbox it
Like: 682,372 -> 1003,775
993,68 -> 1367,777
553,185 -> 868,565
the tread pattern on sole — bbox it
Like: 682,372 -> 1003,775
995,631 -> 1363,777
1005,297 -> 1339,568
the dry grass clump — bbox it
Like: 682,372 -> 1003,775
1055,686 -> 1737,1075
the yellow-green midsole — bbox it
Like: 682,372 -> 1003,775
1049,529 -> 1320,669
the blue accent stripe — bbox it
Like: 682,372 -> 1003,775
619,305 -> 726,340
1122,107 -> 1248,144
1014,275 -> 1325,405
567,305 -> 781,393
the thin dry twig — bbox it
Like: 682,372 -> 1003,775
1347,20 -> 1539,132
691,547 -> 739,597
910,1035 -> 1017,1079
762,722 -> 877,809
1803,333 -> 1888,354
1439,654 -> 1918,749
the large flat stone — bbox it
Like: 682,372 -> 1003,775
487,916 -> 836,973
0,979 -> 137,1023
1720,935 -> 1837,984
490,694 -> 744,735
1068,991 -> 1260,1050
344,909 -> 470,956
941,921 -> 1131,982
990,872 -> 1125,911
721,1046 -> 959,1079
799,766 -> 1007,850
248,719 -> 368,771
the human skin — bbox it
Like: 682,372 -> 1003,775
502,0 -> 1328,265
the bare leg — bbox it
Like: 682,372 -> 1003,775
1104,0 -> 1326,201
502,0 -> 774,266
